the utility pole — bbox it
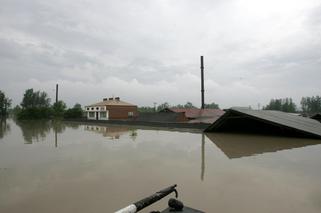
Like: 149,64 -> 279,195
200,56 -> 205,109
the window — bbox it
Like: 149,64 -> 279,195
96,107 -> 99,110
88,112 -> 95,118
91,107 -> 94,110
87,107 -> 89,110
128,112 -> 134,117
100,112 -> 107,118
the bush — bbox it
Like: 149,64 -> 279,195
17,107 -> 53,120
64,107 -> 83,119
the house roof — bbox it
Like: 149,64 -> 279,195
166,108 -> 225,119
205,107 -> 321,139
87,99 -> 136,107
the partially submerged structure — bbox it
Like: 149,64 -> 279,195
85,97 -> 138,120
161,108 -> 225,124
205,107 -> 321,139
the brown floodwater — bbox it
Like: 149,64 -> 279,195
1,119 -> 321,213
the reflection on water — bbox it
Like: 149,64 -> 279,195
84,124 -> 137,140
15,120 -> 52,144
14,120 -> 80,145
1,120 -> 321,213
0,119 -> 10,139
206,133 -> 321,159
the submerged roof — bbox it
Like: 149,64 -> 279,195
161,108 -> 225,124
205,107 -> 321,139
87,99 -> 136,107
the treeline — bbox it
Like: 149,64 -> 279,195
12,88 -> 84,120
138,101 -> 219,112
0,90 -> 11,117
263,96 -> 321,114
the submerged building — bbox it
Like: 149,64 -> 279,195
85,97 -> 138,120
205,107 -> 321,139
160,108 -> 225,124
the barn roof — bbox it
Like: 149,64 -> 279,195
205,107 -> 321,139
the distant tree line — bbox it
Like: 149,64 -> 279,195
263,98 -> 296,112
13,88 -> 84,120
138,101 -> 220,113
263,96 -> 321,114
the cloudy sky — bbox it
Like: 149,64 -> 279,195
1,0 -> 321,108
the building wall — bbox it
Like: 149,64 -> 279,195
85,106 -> 109,120
106,105 -> 138,120
85,105 -> 137,120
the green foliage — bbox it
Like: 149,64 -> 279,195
17,107 -> 53,120
204,102 -> 220,109
21,89 -> 50,109
301,96 -> 321,114
138,106 -> 155,113
263,98 -> 296,113
52,100 -> 67,117
156,102 -> 170,111
171,102 -> 197,109
64,103 -> 84,119
0,90 -> 11,117
183,102 -> 196,109
17,89 -> 52,120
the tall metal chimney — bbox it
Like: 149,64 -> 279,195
200,56 -> 205,109
56,84 -> 58,104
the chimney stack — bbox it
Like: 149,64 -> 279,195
200,56 -> 205,109
56,84 -> 58,104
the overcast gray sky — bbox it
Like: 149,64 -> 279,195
1,0 -> 321,108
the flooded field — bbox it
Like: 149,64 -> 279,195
1,119 -> 321,213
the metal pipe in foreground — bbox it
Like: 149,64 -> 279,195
115,184 -> 178,213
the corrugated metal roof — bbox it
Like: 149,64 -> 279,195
205,107 -> 321,139
87,99 -> 136,107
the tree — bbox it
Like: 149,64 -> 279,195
157,102 -> 170,111
183,102 -> 196,109
64,103 -> 84,119
0,90 -> 11,117
263,98 -> 296,113
17,89 -> 52,119
138,106 -> 155,113
204,102 -> 220,109
52,100 -> 67,117
21,89 -> 50,109
301,96 -> 321,114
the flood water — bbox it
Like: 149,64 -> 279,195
1,119 -> 321,213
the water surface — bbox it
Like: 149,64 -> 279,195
1,119 -> 321,213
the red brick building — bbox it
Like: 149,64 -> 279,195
85,97 -> 138,120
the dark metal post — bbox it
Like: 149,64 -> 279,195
56,84 -> 58,104
200,56 -> 205,109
